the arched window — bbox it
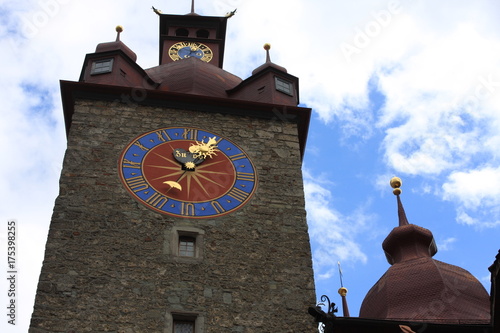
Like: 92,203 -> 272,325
196,29 -> 209,38
176,28 -> 189,37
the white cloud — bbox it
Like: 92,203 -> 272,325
481,274 -> 491,284
443,167 -> 500,227
354,3 -> 500,227
444,167 -> 500,209
303,169 -> 371,280
437,237 -> 457,251
377,20 -> 500,175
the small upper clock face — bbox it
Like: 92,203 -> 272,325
119,127 -> 257,218
168,41 -> 213,62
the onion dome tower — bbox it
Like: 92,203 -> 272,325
359,177 -> 490,324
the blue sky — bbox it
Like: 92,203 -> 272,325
1,0 -> 500,331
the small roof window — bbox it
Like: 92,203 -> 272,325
275,77 -> 293,96
91,58 -> 114,75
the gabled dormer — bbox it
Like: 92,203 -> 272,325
228,44 -> 300,106
79,26 -> 156,89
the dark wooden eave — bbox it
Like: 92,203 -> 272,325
60,80 -> 311,161
489,250 -> 500,333
330,317 -> 492,333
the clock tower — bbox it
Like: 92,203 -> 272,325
30,7 -> 315,333
159,11 -> 227,67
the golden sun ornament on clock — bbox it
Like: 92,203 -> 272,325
119,127 -> 257,218
168,41 -> 213,62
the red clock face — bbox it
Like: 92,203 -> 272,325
142,140 -> 236,202
119,127 -> 257,218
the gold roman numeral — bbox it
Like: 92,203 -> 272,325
134,140 -> 149,151
181,202 -> 196,216
125,175 -> 149,192
229,153 -> 246,161
236,172 -> 255,182
155,130 -> 172,142
227,187 -> 249,202
211,201 -> 226,214
182,128 -> 198,140
122,159 -> 141,169
145,192 -> 168,209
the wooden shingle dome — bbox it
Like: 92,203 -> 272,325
145,57 -> 242,97
360,178 -> 491,324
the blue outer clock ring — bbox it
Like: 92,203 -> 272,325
118,127 -> 257,218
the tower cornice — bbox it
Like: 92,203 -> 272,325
60,80 -> 311,160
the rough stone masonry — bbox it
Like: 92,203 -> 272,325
30,98 -> 316,332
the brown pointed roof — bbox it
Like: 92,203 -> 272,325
95,26 -> 137,62
359,178 -> 490,324
251,43 -> 287,75
95,40 -> 137,62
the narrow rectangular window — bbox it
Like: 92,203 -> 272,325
173,320 -> 194,333
91,58 -> 114,75
275,77 -> 293,96
179,236 -> 195,257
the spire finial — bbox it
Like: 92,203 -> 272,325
390,176 -> 402,195
115,25 -> 123,42
337,262 -> 350,317
390,177 -> 409,226
152,6 -> 163,15
263,43 -> 271,63
338,287 -> 348,297
338,289 -> 351,317
338,261 -> 343,287
191,0 -> 195,14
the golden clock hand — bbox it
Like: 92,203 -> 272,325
189,137 -> 219,159
162,158 -> 199,193
164,181 -> 182,191
165,138 -> 218,194
163,167 -> 190,193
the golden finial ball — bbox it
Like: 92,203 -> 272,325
390,177 -> 402,188
390,177 -> 402,195
263,43 -> 271,50
338,287 -> 348,297
116,25 -> 124,33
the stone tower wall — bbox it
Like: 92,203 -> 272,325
30,98 -> 316,332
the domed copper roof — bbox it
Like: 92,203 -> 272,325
360,240 -> 490,324
145,57 -> 242,97
360,179 -> 491,324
